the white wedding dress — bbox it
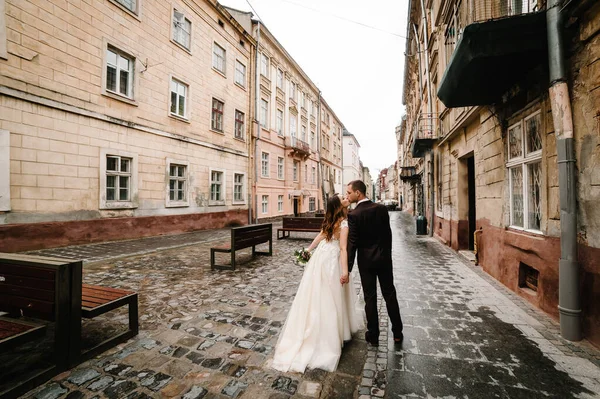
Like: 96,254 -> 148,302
272,220 -> 364,373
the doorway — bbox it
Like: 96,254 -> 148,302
293,197 -> 299,216
467,156 -> 476,250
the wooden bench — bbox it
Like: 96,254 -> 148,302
211,223 -> 272,270
0,254 -> 79,399
0,253 -> 139,398
277,217 -> 323,239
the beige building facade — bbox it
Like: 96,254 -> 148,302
400,0 -> 600,346
0,0 -> 256,251
320,99 -> 344,197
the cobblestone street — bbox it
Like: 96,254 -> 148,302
18,213 -> 600,399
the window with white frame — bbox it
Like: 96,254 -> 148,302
261,53 -> 269,77
260,99 -> 269,128
301,92 -> 306,108
312,166 -> 316,183
290,114 -> 297,137
213,42 -> 226,74
173,9 -> 191,50
290,82 -> 296,101
304,164 -> 307,182
262,195 -> 269,214
301,125 -> 306,142
311,101 -> 316,116
234,110 -> 245,140
309,197 -> 315,211
261,152 -> 269,178
293,161 -> 299,182
278,195 -> 284,212
235,60 -> 246,87
106,47 -> 133,98
170,78 -> 188,118
209,170 -> 224,204
233,173 -> 245,203
277,156 -> 284,179
310,131 -> 315,149
276,109 -> 284,136
112,0 -> 137,13
277,69 -> 284,89
507,111 -> 542,231
211,98 -> 224,132
168,163 -> 187,202
106,155 -> 132,202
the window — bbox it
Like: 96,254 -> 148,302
277,69 -> 284,89
234,110 -> 245,140
106,155 -> 131,202
310,131 -> 315,149
290,82 -> 296,101
210,170 -> 225,204
170,78 -> 188,118
507,111 -> 542,231
106,47 -> 133,98
290,114 -> 297,137
260,99 -> 269,128
276,109 -> 284,136
100,150 -> 137,209
293,161 -> 299,182
173,10 -> 191,50
277,156 -> 284,179
278,195 -> 284,212
168,164 -> 186,202
112,0 -> 138,15
261,152 -> 269,178
211,98 -> 224,132
262,195 -> 269,214
304,164 -> 308,182
235,60 -> 246,87
311,167 -> 316,183
301,92 -> 306,108
301,125 -> 306,142
234,173 -> 245,203
213,43 -> 226,74
311,101 -> 316,116
309,197 -> 315,212
261,53 -> 269,77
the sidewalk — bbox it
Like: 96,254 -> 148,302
17,215 -> 600,399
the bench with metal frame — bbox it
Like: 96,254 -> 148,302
277,217 -> 323,239
210,223 -> 273,270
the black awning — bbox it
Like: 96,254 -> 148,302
437,11 -> 547,108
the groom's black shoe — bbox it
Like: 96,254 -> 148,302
393,333 -> 404,344
365,331 -> 379,347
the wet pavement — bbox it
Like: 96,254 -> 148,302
15,213 -> 600,399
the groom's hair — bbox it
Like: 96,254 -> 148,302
348,180 -> 366,195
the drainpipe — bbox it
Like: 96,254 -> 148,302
317,91 -> 327,206
547,0 -> 581,341
253,21 -> 261,224
419,0 -> 435,237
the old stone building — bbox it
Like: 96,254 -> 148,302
0,0 -> 256,251
225,8 -> 322,220
400,0 -> 600,346
320,98 -> 344,197
342,129 -> 361,186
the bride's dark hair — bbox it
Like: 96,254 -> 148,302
322,195 -> 345,241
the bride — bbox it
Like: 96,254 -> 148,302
271,194 -> 364,373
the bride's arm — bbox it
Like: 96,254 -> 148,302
306,232 -> 325,252
339,227 -> 349,285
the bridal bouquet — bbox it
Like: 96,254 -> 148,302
294,248 -> 311,265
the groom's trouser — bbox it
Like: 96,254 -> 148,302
358,263 -> 403,338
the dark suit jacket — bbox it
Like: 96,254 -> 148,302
347,200 -> 393,272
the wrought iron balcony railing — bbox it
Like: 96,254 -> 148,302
286,136 -> 311,158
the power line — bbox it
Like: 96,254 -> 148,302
247,0 -> 406,39
244,0 -> 263,22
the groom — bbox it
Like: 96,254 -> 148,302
346,180 -> 403,346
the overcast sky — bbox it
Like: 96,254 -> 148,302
219,0 -> 408,177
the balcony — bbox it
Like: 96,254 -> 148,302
437,0 -> 547,107
399,166 -> 421,183
411,113 -> 439,158
286,136 -> 311,159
